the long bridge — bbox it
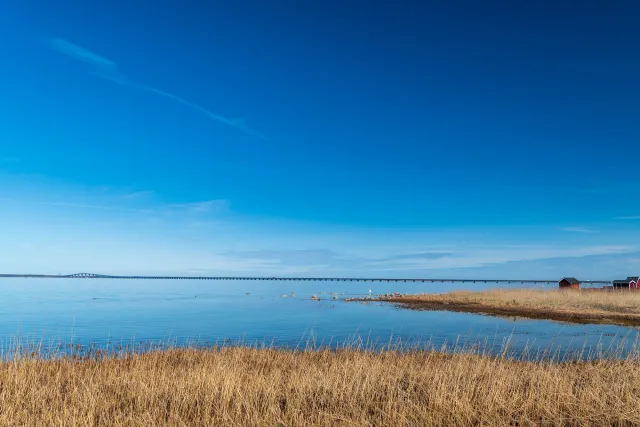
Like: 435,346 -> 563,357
0,273 -> 613,285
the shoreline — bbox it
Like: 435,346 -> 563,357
347,289 -> 640,327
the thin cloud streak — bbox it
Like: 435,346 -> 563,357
120,190 -> 156,200
221,245 -> 636,274
139,85 -> 267,140
48,37 -> 118,69
35,199 -> 229,216
36,201 -> 152,213
615,215 -> 640,220
561,227 -> 599,233
361,245 -> 635,271
46,37 -> 266,140
169,200 -> 230,215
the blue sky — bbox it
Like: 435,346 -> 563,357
1,0 -> 639,278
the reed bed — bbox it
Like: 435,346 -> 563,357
1,338 -> 640,426
367,289 -> 640,326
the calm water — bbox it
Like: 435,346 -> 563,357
0,279 -> 638,357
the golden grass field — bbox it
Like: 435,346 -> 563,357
1,342 -> 640,426
365,288 -> 640,326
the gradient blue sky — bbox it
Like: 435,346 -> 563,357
1,0 -> 639,278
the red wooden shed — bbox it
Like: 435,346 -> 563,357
613,277 -> 640,290
559,277 -> 580,289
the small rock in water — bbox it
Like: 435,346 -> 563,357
245,292 -> 250,296
311,295 -> 320,301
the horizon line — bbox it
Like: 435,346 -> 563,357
0,273 -> 614,283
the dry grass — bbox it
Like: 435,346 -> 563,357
1,342 -> 640,426
367,289 -> 640,326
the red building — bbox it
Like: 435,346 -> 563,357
558,277 -> 580,289
614,276 -> 640,290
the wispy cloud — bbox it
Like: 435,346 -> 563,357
46,37 -> 266,140
220,245 -> 637,275
34,198 -> 230,217
169,200 -> 230,215
48,38 -> 118,71
615,215 -> 640,220
561,227 -> 599,233
36,201 -> 152,213
120,190 -> 156,201
354,245 -> 637,274
386,252 -> 453,260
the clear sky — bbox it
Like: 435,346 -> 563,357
1,0 -> 639,278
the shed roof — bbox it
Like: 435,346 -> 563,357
559,277 -> 580,284
626,276 -> 640,281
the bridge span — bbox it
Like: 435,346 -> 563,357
0,273 -> 612,285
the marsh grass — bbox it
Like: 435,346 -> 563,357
371,289 -> 640,326
1,336 -> 640,426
